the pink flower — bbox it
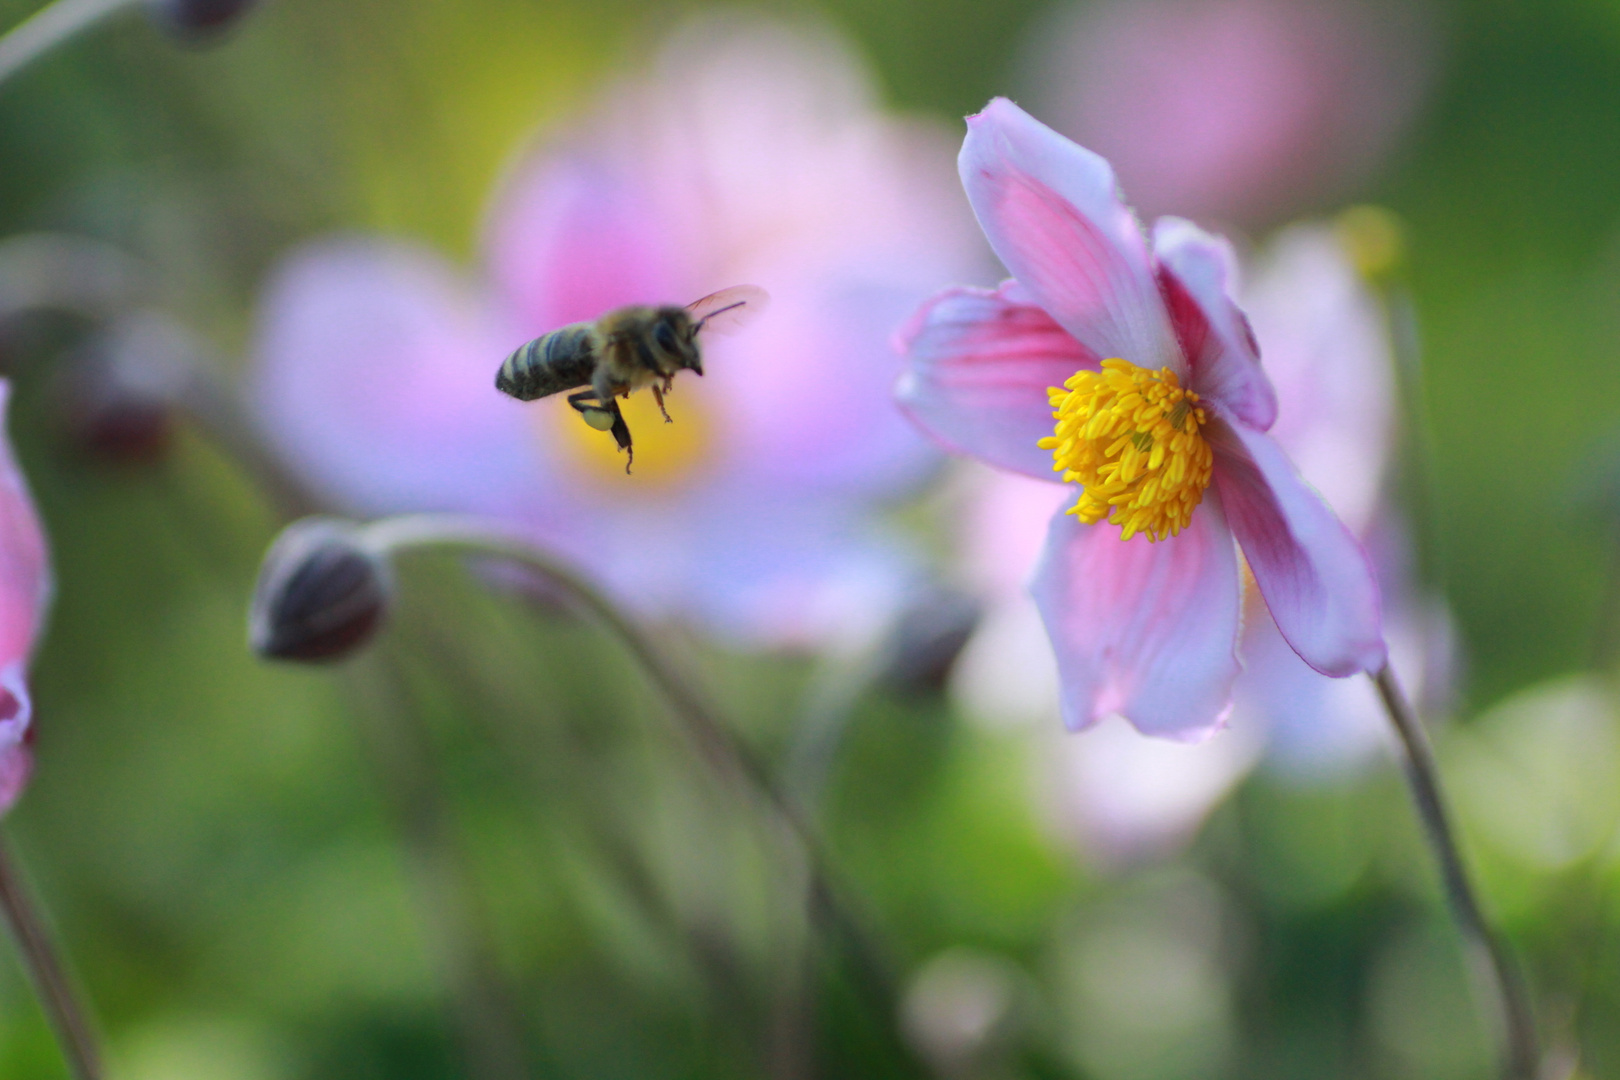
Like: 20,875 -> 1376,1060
1022,0 -> 1435,227
252,16 -> 981,646
952,224 -> 1451,860
897,99 -> 1384,740
0,381 -> 52,813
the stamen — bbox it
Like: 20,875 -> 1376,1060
1037,359 -> 1214,542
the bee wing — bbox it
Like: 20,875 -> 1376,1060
687,285 -> 770,336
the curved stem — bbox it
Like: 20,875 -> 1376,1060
0,831 -> 102,1080
0,0 -> 137,87
0,233 -> 149,323
361,514 -> 901,1014
1372,664 -> 1538,1079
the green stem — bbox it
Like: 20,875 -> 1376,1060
361,513 -> 901,1018
0,0 -> 137,87
0,831 -> 102,1080
1372,664 -> 1538,1079
348,651 -> 534,1080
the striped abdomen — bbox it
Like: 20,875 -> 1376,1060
495,323 -> 599,401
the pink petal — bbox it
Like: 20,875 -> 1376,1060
0,384 -> 49,674
252,239 -> 557,519
1242,224 -> 1394,535
1151,217 -> 1277,429
1209,420 -> 1386,677
1031,494 -> 1242,740
1044,712 -> 1262,864
896,281 -> 1095,479
482,153 -> 682,330
708,261 -> 939,496
958,466 -> 1072,601
0,384 -> 49,817
959,98 -> 1181,374
0,661 -> 30,814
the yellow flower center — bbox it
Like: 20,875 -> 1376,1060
1038,358 -> 1214,542
549,387 -> 713,488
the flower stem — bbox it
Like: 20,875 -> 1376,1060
0,0 -> 137,87
360,514 -> 901,1019
0,831 -> 102,1080
347,650 -> 534,1080
1372,664 -> 1538,1079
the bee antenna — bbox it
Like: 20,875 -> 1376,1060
694,300 -> 748,332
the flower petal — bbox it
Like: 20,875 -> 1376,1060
252,238 -> 557,519
483,152 -> 681,329
0,384 -> 49,676
1209,420 -> 1386,676
1236,603 -> 1391,777
1031,494 -> 1242,740
1241,223 -> 1394,534
1152,217 -> 1277,429
959,98 -> 1180,373
0,382 -> 47,816
896,281 -> 1095,479
1045,712 -> 1262,863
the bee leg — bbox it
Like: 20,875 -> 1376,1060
569,390 -> 634,472
652,384 -> 673,424
567,389 -> 620,433
609,405 -> 634,474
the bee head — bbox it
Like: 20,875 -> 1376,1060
653,308 -> 703,376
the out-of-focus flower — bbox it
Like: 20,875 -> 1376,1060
899,99 -> 1384,743
1022,0 -> 1435,227
253,15 -> 980,647
1052,870 -> 1236,1079
952,221 -> 1449,860
901,948 -> 1026,1077
1448,677 -> 1620,879
0,382 -> 52,814
143,0 -> 259,40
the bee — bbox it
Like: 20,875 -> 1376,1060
494,285 -> 769,472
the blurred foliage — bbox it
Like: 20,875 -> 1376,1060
3,0 -> 1620,1078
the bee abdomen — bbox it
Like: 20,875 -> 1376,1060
495,323 -> 598,401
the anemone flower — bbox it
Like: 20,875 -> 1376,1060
950,224 -> 1452,858
1021,0 -> 1434,227
0,381 -> 51,813
898,98 -> 1384,742
253,15 -> 980,648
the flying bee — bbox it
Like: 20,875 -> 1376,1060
494,285 -> 769,472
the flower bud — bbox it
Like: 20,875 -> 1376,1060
55,312 -> 198,464
249,518 -> 390,662
143,0 -> 259,40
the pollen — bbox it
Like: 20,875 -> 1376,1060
1038,359 -> 1214,542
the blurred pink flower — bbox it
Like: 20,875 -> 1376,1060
0,381 -> 52,814
898,99 -> 1384,742
1231,225 -> 1453,777
252,16 -> 982,646
1022,0 -> 1435,227
951,225 -> 1450,860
